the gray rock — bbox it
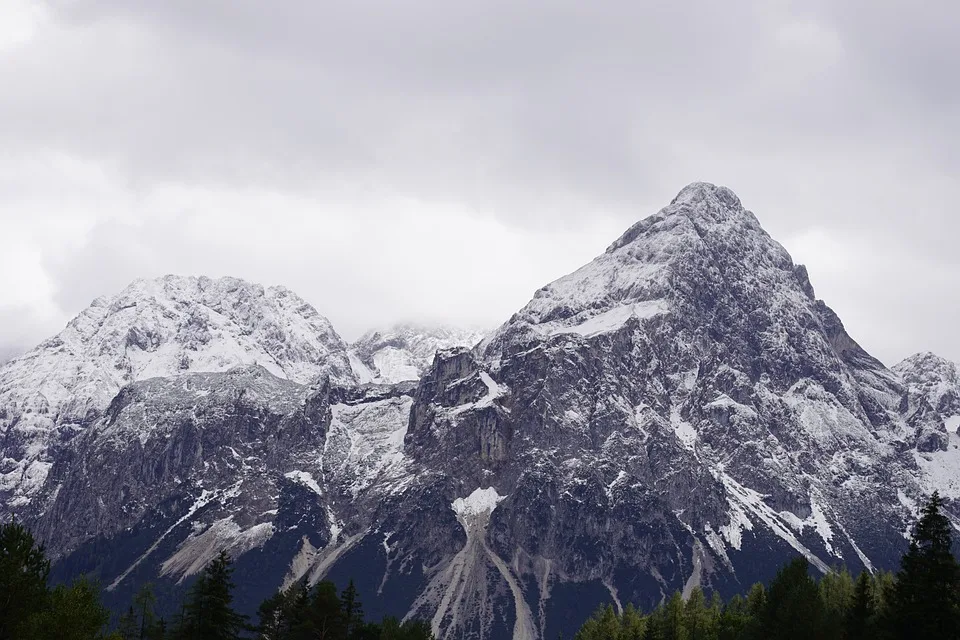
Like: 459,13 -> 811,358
9,183 -> 960,640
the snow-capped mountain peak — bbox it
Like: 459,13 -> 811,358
0,274 -> 354,509
482,181 -> 807,356
6,185 -> 960,640
894,351 -> 960,419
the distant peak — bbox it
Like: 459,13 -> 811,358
893,351 -> 959,375
670,182 -> 742,210
607,182 -> 756,253
113,275 -> 275,300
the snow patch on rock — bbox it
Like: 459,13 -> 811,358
451,487 -> 505,518
285,471 -> 322,496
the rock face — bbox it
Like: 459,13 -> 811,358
894,352 -> 960,425
6,184 -> 960,640
349,324 -> 486,384
0,275 -> 355,510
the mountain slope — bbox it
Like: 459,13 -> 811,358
12,184 -> 960,640
349,324 -> 486,383
0,275 -> 355,510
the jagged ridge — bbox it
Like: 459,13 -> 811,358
4,184 -> 959,640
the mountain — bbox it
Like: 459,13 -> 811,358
0,275 -> 355,510
892,352 -> 960,499
349,324 -> 487,383
8,184 -> 960,640
894,352 -> 960,430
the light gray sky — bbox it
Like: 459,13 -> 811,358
1,0 -> 958,366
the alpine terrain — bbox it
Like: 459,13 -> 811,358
2,183 -> 958,639
349,324 -> 486,384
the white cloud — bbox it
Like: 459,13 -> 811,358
0,0 -> 958,364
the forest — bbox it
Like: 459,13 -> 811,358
573,492 -> 960,640
1,492 -> 957,639
0,522 -> 431,639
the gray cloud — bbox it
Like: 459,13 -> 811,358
0,0 -> 957,365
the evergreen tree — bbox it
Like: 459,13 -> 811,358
0,519 -> 51,639
621,603 -> 648,640
380,617 -> 403,640
819,568 -> 854,640
684,587 -> 718,640
173,550 -> 248,640
662,592 -> 687,640
257,589 -> 289,640
133,583 -> 159,640
871,571 -> 897,640
20,577 -> 113,640
717,594 -> 750,640
118,606 -> 140,640
149,618 -> 167,640
298,580 -> 347,639
892,491 -> 960,639
760,557 -> 824,640
643,601 -> 666,640
744,583 -> 765,620
847,571 -> 874,640
396,619 -> 434,640
341,579 -> 365,639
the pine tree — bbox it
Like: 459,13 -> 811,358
717,594 -> 750,640
149,618 -> 167,640
599,604 -> 622,639
892,491 -> 960,639
643,602 -> 665,640
819,568 -> 854,640
684,587 -> 718,640
341,579 -> 365,639
398,619 -> 434,640
621,603 -> 648,639
742,583 -> 766,640
299,580 -> 347,639
129,583 -> 159,640
662,592 -> 687,640
118,606 -> 139,640
20,577 -> 113,640
744,583 -> 765,620
760,557 -> 824,640
0,519 -> 51,639
173,550 -> 247,640
257,590 -> 289,640
847,571 -> 874,640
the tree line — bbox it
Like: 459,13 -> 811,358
4,491 -> 957,639
0,521 -> 433,639
573,492 -> 960,640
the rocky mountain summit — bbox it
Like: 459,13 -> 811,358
3,183 -> 959,640
0,275 -> 355,509
894,352 -> 960,430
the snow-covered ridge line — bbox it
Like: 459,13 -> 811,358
349,323 -> 487,384
0,274 -> 355,512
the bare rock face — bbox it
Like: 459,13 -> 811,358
9,184 -> 960,640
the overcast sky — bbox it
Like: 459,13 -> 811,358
1,0 -> 958,366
